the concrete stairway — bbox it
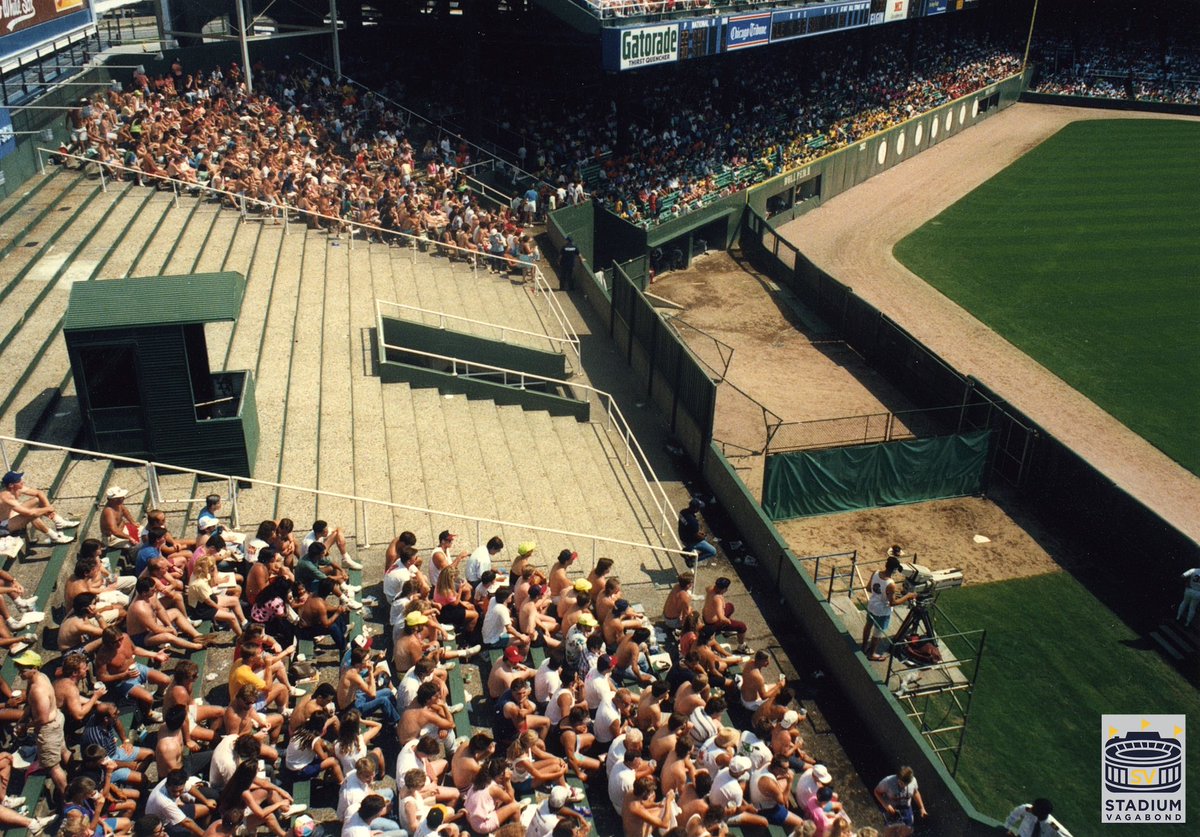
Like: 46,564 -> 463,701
0,168 -> 673,589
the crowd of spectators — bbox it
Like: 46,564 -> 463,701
476,32 -> 1021,227
61,57 -> 546,273
1031,37 -> 1200,104
0,466 -> 942,837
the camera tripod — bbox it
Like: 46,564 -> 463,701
890,594 -> 939,657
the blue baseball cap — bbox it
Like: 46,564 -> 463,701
1,471 -> 23,486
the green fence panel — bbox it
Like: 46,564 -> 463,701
763,430 -> 992,519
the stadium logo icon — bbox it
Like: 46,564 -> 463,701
1101,715 -> 1185,824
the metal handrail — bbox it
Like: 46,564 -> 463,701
37,147 -> 581,368
376,299 -> 579,355
0,433 -> 694,568
378,342 -> 681,551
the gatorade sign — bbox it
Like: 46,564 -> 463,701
619,24 -> 679,70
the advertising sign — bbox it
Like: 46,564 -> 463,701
884,0 -> 909,21
925,0 -> 947,14
0,0 -> 94,65
724,13 -> 771,51
618,23 -> 679,71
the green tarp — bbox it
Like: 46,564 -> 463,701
763,431 -> 992,520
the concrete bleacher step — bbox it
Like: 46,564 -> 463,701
493,404 -> 570,537
274,229 -> 329,521
191,209 -> 246,274
129,195 -> 200,277
223,222 -> 291,374
160,200 -> 223,275
0,181 -> 103,293
208,221 -> 277,374
377,381 -> 431,534
314,237 -> 356,529
0,169 -> 85,251
522,410 -> 595,536
96,192 -> 176,279
238,227 -> 309,525
0,167 -> 64,226
464,398 -> 535,534
409,386 -> 467,514
547,413 -> 644,544
437,393 -> 502,524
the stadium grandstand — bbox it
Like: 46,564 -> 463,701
0,1 -> 1195,837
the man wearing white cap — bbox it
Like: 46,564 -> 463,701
526,784 -> 588,837
710,754 -> 754,813
793,762 -> 834,811
100,486 -> 139,550
0,471 -> 76,545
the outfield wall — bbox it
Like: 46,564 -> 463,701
1020,90 -> 1200,117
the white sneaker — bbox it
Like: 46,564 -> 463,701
28,814 -> 58,836
343,556 -> 363,571
442,661 -> 457,671
12,751 -> 31,769
464,644 -> 482,657
46,530 -> 75,544
8,611 -> 43,630
282,804 -> 307,818
448,702 -> 464,714
361,596 -> 379,607
52,514 -> 80,529
15,595 -> 39,612
2,794 -> 25,808
344,598 -> 363,611
289,686 -> 306,697
344,583 -> 362,594
9,640 -> 31,655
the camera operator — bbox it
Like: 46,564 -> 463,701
861,548 -> 916,662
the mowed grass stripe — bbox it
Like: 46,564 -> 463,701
937,573 -> 1200,835
894,119 -> 1200,474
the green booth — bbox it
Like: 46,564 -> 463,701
63,272 -> 259,477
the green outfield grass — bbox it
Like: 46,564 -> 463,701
937,573 -> 1200,834
894,119 -> 1200,475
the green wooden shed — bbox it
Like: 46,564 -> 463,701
63,272 -> 259,477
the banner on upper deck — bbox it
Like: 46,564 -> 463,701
724,13 -> 771,51
925,0 -> 948,15
884,0 -> 910,22
605,23 -> 680,71
0,0 -> 94,66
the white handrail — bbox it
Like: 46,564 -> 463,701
378,342 -> 681,551
0,433 -> 695,567
375,300 -> 579,355
37,148 -> 581,369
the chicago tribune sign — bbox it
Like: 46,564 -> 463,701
1102,715 -> 1186,824
620,24 -> 678,71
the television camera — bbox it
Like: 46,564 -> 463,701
891,562 -> 964,657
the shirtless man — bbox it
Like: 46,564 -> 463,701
487,645 -> 535,700
95,626 -> 171,722
57,594 -> 110,655
547,549 -> 578,603
223,683 -> 283,744
739,651 -> 786,712
450,733 -> 495,796
701,576 -> 748,651
393,610 -> 478,676
602,598 -> 644,649
127,577 -> 209,652
595,577 -> 623,624
613,627 -> 655,687
144,509 -> 197,557
397,682 -> 456,746
65,553 -> 132,621
0,471 -> 75,544
518,585 -> 562,649
53,653 -> 107,725
155,705 -> 195,778
622,776 -> 676,837
99,487 -> 138,550
556,578 -> 590,621
16,651 -> 70,794
662,571 -> 695,630
288,683 -> 337,736
164,660 -> 225,744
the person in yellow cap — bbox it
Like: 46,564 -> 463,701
16,649 -> 71,797
511,542 -> 537,579
564,611 -> 598,672
554,573 -> 592,618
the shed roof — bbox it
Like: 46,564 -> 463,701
64,273 -> 245,331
